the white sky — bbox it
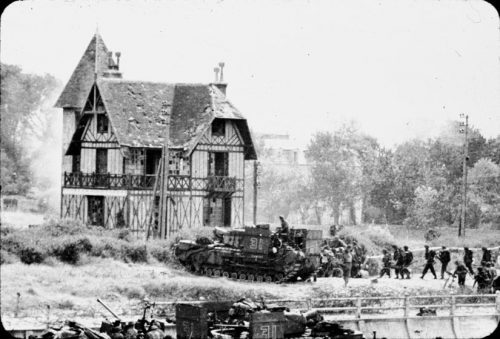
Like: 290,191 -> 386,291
1,0 -> 500,149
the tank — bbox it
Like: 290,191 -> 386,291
176,298 -> 365,339
174,225 -> 319,283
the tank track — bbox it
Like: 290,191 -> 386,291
188,262 -> 305,283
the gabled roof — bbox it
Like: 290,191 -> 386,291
97,79 -> 175,148
55,33 -> 115,108
74,79 -> 256,159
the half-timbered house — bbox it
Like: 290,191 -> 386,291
56,33 -> 256,238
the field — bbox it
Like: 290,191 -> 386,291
0,257 -> 487,330
1,213 -> 499,331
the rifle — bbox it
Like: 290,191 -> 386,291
97,298 -> 121,321
442,271 -> 454,289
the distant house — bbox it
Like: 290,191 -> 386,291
56,33 -> 256,238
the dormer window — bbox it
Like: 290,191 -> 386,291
97,114 -> 109,134
212,119 -> 225,137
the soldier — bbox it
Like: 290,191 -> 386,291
146,320 -> 164,339
453,260 -> 468,287
421,245 -> 437,279
401,246 -> 413,279
474,267 -> 491,293
437,246 -> 451,279
330,236 -> 347,249
481,247 -> 492,267
463,247 -> 475,275
109,321 -> 124,339
395,247 -> 406,279
486,262 -> 497,280
379,249 -> 392,278
123,322 -> 138,339
278,216 -> 289,243
342,246 -> 353,287
392,245 -> 401,278
330,224 -> 337,237
351,240 -> 364,278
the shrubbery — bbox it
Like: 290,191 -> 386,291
19,246 -> 46,264
0,218 -> 177,266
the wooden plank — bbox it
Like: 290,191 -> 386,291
191,150 -> 208,178
80,148 -> 95,172
62,188 -> 128,197
107,149 -> 123,174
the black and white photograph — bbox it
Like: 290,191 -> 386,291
1,0 -> 500,338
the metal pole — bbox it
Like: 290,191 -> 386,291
253,160 -> 258,225
459,115 -> 469,237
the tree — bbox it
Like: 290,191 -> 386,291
404,186 -> 441,229
306,125 -> 365,224
0,63 -> 61,196
468,158 -> 500,225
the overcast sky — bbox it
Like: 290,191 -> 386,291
1,0 -> 499,149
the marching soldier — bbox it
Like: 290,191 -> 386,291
438,246 -> 451,279
401,246 -> 413,279
474,267 -> 491,293
342,246 -> 353,287
395,247 -> 406,279
453,260 -> 468,287
421,245 -> 437,279
463,247 -> 475,275
481,247 -> 492,267
380,249 -> 392,278
486,262 -> 497,281
351,240 -> 366,277
392,245 -> 401,278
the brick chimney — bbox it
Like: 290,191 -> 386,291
102,51 -> 123,78
211,62 -> 227,95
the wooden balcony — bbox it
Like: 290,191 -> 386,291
63,172 -> 241,193
207,176 -> 237,193
63,172 -> 156,190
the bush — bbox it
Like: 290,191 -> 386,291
149,242 -> 173,264
123,244 -> 148,263
57,299 -> 75,310
53,237 -> 93,264
19,246 -> 46,264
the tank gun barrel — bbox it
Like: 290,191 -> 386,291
97,298 -> 121,321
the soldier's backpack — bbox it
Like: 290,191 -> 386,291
405,251 -> 414,265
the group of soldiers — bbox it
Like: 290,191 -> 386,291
380,245 -> 414,279
319,236 -> 368,286
379,244 -> 498,292
279,217 -> 497,291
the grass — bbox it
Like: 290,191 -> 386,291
1,257 -> 482,322
1,218 -> 499,328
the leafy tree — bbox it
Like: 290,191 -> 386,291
306,125 -> 365,224
468,158 -> 500,224
0,63 -> 61,195
404,186 -> 441,229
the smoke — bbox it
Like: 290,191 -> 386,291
22,84 -> 63,213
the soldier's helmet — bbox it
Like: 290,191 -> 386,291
403,246 -> 408,251
149,320 -> 159,330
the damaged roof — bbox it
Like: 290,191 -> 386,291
91,79 -> 256,159
55,33 -> 115,108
